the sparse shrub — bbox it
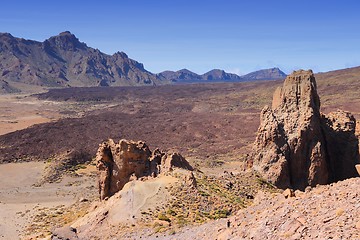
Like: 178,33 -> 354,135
176,215 -> 188,227
158,213 -> 171,222
198,190 -> 210,197
256,177 -> 275,188
154,226 -> 165,233
211,209 -> 230,219
166,209 -> 177,216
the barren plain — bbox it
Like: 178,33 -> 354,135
1,67 -> 360,239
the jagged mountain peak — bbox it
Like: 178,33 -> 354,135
0,33 -> 20,46
45,31 -> 87,51
113,51 -> 128,58
0,32 -> 14,39
59,31 -> 73,36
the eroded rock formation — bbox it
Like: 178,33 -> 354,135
96,139 -> 193,200
249,70 -> 359,190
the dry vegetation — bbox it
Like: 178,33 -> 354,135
155,171 -> 280,230
24,200 -> 92,239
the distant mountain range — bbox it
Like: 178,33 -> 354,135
0,32 -> 287,92
158,68 -> 286,83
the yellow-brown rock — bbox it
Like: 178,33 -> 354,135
96,139 -> 193,200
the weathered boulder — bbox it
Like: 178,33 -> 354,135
161,152 -> 193,172
96,139 -> 193,200
51,226 -> 78,240
184,171 -> 197,188
249,70 -> 359,190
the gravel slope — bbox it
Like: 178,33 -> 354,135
152,177 -> 360,240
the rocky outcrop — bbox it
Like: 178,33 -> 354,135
96,139 -> 193,200
161,152 -> 193,173
249,70 -> 359,190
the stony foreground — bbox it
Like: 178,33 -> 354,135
152,177 -> 360,240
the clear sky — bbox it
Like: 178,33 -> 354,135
1,0 -> 360,75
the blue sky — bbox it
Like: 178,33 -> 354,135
1,0 -> 360,75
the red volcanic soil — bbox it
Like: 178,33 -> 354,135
1,67 -> 360,165
0,81 -> 280,164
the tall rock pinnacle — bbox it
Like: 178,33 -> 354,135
249,70 -> 359,190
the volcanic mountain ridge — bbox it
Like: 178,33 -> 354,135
0,32 -> 287,92
0,31 -> 166,89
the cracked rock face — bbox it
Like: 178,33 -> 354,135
96,139 -> 193,200
250,70 -> 359,190
96,139 -> 151,200
322,110 -> 359,181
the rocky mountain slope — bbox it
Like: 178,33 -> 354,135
0,79 -> 20,93
0,31 -> 167,90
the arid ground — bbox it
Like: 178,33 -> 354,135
1,68 -> 360,239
